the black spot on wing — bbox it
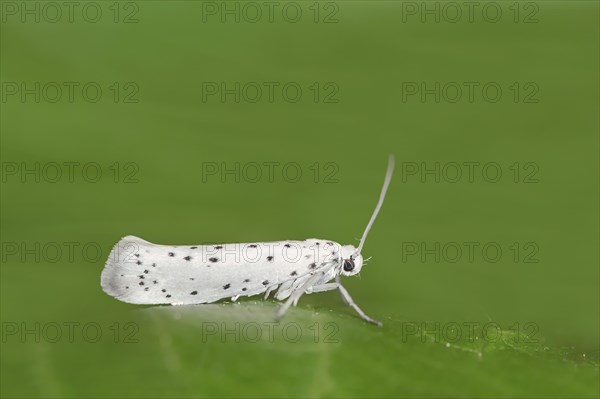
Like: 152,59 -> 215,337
223,283 -> 230,290
209,257 -> 219,263
190,291 -> 198,295
262,280 -> 269,285
267,256 -> 274,262
184,256 -> 192,261
168,252 -> 174,257
243,279 -> 250,283
291,271 -> 297,276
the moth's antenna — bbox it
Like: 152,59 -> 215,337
355,154 -> 395,257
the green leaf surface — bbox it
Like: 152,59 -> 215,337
1,1 -> 598,397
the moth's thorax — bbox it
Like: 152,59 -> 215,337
339,245 -> 363,276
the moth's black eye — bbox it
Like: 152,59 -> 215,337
343,259 -> 355,272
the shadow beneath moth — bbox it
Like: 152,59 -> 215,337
101,155 -> 395,326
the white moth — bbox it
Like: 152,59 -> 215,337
101,155 -> 395,325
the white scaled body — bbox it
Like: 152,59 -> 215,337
102,236 -> 345,305
101,154 -> 395,325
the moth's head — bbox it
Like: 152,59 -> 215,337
339,245 -> 363,276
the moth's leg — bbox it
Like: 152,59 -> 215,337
306,283 -> 339,293
335,275 -> 350,305
264,284 -> 278,300
275,274 -> 320,321
292,277 -> 334,305
231,295 -> 240,302
337,283 -> 383,326
275,290 -> 304,321
298,283 -> 339,307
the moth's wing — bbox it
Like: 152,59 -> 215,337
101,236 -> 342,305
102,235 -> 172,304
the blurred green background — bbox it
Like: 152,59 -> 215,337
1,1 -> 598,398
